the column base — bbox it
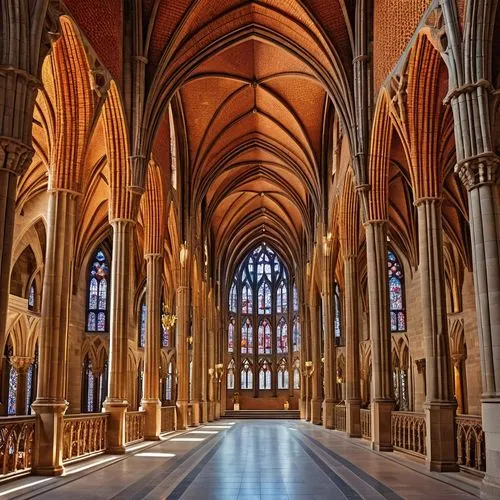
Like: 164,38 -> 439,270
371,399 -> 393,451
311,399 -> 322,425
481,398 -> 500,498
346,400 -> 361,438
31,400 -> 68,476
323,400 -> 336,429
425,401 -> 458,472
177,400 -> 188,429
103,399 -> 128,454
192,401 -> 201,427
141,398 -> 161,441
200,401 -> 208,423
215,401 -> 221,420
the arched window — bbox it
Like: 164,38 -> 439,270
258,319 -> 272,355
241,359 -> 253,390
227,359 -> 235,390
228,317 -> 235,353
26,345 -> 38,414
277,317 -> 288,354
228,244 -> 290,397
277,359 -> 288,389
293,283 -> 299,312
87,249 -> 110,332
241,318 -> 253,354
229,281 -> 237,312
259,359 -> 271,390
139,298 -> 146,348
28,282 -> 35,311
293,317 -> 301,352
168,104 -> 178,190
334,281 -> 342,345
163,361 -> 174,402
293,359 -> 301,389
388,250 -> 406,332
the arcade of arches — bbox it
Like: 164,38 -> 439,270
0,0 -> 499,498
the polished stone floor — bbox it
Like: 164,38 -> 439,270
0,420 -> 481,499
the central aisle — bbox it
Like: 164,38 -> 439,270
0,420 -> 479,500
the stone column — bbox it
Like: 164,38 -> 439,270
300,300 -> 309,420
200,282 -> 208,423
191,289 -> 201,427
12,356 -> 33,416
141,253 -> 162,440
365,220 -> 393,451
310,299 -> 322,425
456,156 -> 500,495
176,285 -> 190,429
103,219 -> 134,453
322,288 -> 336,429
415,198 -> 457,471
32,190 -> 77,474
207,292 -> 215,421
345,255 -> 361,437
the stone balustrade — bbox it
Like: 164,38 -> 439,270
0,416 -> 35,478
161,406 -> 177,433
360,409 -> 371,439
125,410 -> 146,445
63,413 -> 109,463
335,404 -> 346,432
391,411 -> 426,457
456,414 -> 485,475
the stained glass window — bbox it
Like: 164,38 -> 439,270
8,366 -> 17,415
28,283 -> 35,311
26,364 -> 33,414
228,317 -> 235,352
241,359 -> 253,389
258,319 -> 271,354
277,358 -> 288,389
334,282 -> 342,344
227,359 -> 235,390
293,317 -> 300,352
259,359 -> 271,390
139,300 -> 146,348
293,283 -> 299,312
229,244 -> 289,397
84,356 -> 95,413
277,317 -> 288,354
388,250 -> 406,332
258,282 -> 271,314
241,318 -> 253,354
165,362 -> 173,401
229,282 -> 237,312
242,283 -> 252,313
87,249 -> 110,332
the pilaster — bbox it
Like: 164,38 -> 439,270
176,285 -> 190,429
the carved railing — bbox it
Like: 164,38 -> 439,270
63,413 -> 109,463
391,411 -> 426,457
360,409 -> 371,439
161,406 -> 176,433
125,410 -> 145,445
456,414 -> 485,474
0,416 -> 35,478
335,404 -> 346,432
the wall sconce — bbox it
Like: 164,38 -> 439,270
187,336 -> 193,345
161,304 -> 177,331
305,360 -> 313,368
321,357 -> 325,364
208,368 -> 214,377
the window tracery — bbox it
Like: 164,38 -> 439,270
388,250 -> 406,332
86,249 -> 110,332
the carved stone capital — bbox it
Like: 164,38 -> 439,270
0,137 -> 35,176
10,356 -> 34,372
455,153 -> 499,191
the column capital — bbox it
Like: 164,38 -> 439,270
414,196 -> 443,208
455,153 -> 499,191
144,253 -> 163,261
10,355 -> 34,372
362,218 -> 388,228
0,136 -> 35,177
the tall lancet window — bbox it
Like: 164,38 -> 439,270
138,298 -> 146,348
227,243 -> 291,394
388,250 -> 406,332
87,248 -> 110,332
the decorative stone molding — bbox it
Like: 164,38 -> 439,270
10,356 -> 35,372
0,137 -> 35,176
455,153 -> 499,191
